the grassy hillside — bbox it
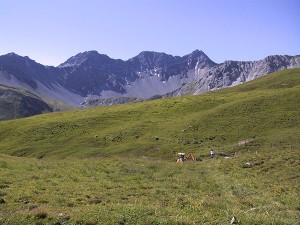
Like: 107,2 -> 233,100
0,69 -> 299,224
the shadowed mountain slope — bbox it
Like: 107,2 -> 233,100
0,85 -> 53,120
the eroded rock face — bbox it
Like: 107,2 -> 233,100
174,54 -> 300,96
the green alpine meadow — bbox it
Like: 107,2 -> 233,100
0,69 -> 299,224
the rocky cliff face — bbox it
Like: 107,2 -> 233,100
0,50 -> 299,108
171,54 -> 300,96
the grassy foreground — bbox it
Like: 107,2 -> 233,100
0,69 -> 300,224
0,152 -> 299,224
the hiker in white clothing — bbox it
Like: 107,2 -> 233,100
210,150 -> 215,158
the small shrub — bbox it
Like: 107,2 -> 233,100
90,199 -> 102,204
29,205 -> 39,211
29,207 -> 48,220
67,202 -> 74,207
34,211 -> 48,219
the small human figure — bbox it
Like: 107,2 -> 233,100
177,153 -> 186,162
180,154 -> 185,162
210,150 -> 215,158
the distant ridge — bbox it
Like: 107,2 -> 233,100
0,50 -> 299,118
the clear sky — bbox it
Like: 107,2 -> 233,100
0,0 -> 299,66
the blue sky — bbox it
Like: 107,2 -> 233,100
0,0 -> 299,66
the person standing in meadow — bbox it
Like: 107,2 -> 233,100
210,150 -> 215,158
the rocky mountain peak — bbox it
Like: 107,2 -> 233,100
128,51 -> 180,71
58,50 -> 112,68
187,49 -> 204,57
1,53 -> 37,65
182,49 -> 216,69
6,52 -> 20,57
0,53 -> 48,74
0,53 -> 56,90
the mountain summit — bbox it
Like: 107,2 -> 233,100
58,51 -> 111,68
128,51 -> 181,71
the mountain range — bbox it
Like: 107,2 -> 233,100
0,50 -> 299,119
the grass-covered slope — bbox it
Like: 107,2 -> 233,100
0,69 -> 299,224
0,69 -> 299,159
